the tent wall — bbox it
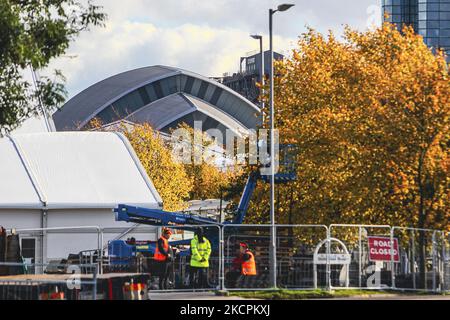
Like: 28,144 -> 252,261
47,209 -> 123,228
0,209 -> 44,266
0,208 -> 157,263
0,209 -> 42,230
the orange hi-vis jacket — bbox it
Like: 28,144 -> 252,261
241,250 -> 257,276
154,236 -> 169,262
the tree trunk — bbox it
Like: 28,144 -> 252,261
287,187 -> 295,247
418,215 -> 427,289
417,149 -> 427,288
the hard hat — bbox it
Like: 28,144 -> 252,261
239,242 -> 249,249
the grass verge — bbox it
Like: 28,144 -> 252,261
219,289 -> 445,300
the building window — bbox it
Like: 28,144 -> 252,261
21,238 -> 36,274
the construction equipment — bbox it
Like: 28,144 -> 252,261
111,145 -> 297,260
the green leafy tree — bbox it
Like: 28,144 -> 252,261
0,0 -> 106,134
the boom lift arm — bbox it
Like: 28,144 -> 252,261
115,145 -> 297,228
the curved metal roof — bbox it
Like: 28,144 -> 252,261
125,93 -> 249,136
53,65 -> 261,133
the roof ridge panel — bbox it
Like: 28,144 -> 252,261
7,135 -> 47,207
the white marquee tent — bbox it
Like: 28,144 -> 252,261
0,132 -> 163,263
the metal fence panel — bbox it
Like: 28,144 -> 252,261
276,225 -> 328,290
223,225 -> 272,290
106,225 -> 221,292
222,224 -> 328,291
6,227 -> 103,275
444,233 -> 450,292
329,225 -> 392,290
391,227 -> 445,292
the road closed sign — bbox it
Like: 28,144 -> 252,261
368,236 -> 400,262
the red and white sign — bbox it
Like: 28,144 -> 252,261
368,236 -> 400,262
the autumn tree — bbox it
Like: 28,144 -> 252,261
244,23 -> 450,284
88,119 -> 193,212
247,24 -> 449,233
171,123 -> 243,201
0,0 -> 106,135
89,119 -> 240,211
123,123 -> 193,212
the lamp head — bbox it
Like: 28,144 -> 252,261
250,34 -> 262,40
277,3 -> 295,12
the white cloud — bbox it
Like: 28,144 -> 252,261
46,0 -> 381,99
50,21 -> 295,97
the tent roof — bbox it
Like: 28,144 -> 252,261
0,132 -> 162,210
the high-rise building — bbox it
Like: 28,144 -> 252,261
218,50 -> 284,104
383,0 -> 418,30
382,0 -> 450,60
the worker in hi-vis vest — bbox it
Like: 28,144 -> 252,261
189,228 -> 211,289
154,228 -> 173,290
226,242 -> 257,288
237,242 -> 257,276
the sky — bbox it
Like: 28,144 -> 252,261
51,0 -> 382,99
17,0 -> 382,133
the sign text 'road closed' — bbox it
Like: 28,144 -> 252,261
368,236 -> 400,262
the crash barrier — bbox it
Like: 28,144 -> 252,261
0,262 -> 98,300
2,224 -> 449,295
222,225 -> 329,290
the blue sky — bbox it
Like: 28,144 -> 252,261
45,0 -> 381,100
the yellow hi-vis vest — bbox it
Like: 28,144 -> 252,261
190,236 -> 211,268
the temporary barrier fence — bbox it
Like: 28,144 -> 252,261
444,232 -> 450,292
102,224 -> 222,293
391,227 -> 447,292
5,226 -> 103,275
1,224 -> 449,296
328,224 -> 393,290
222,224 -> 329,291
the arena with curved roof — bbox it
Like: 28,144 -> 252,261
53,66 -> 262,137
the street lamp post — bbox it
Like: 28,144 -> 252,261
250,35 -> 265,121
269,3 -> 294,289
